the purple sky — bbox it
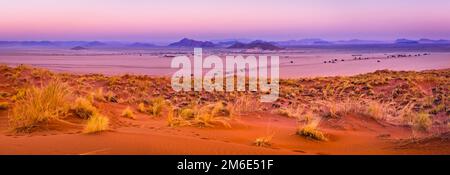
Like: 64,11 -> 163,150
1,0 -> 449,42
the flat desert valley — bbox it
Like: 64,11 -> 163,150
0,46 -> 449,155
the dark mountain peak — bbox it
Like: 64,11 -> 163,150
228,40 -> 282,50
169,38 -> 215,47
250,40 -> 266,44
395,38 -> 419,44
71,46 -> 87,50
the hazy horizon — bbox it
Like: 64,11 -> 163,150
1,0 -> 450,42
1,37 -> 449,45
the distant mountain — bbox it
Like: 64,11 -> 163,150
20,41 -> 57,47
275,38 -> 332,46
70,46 -> 87,50
83,41 -> 107,47
334,39 -> 387,45
228,40 -> 282,50
418,38 -> 450,44
215,40 -> 239,47
168,38 -> 215,47
127,42 -> 155,48
211,38 -> 254,47
395,39 -> 419,44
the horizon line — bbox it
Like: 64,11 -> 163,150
1,37 -> 450,43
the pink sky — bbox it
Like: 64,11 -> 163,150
1,0 -> 449,42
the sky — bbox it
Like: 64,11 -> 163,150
0,0 -> 449,43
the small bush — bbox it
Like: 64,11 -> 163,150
121,106 -> 135,119
138,103 -> 147,113
254,135 -> 273,147
297,124 -> 328,141
105,91 -> 118,103
9,81 -> 71,132
230,95 -> 261,115
149,97 -> 165,116
366,101 -> 387,120
275,106 -> 302,119
413,112 -> 432,131
92,88 -> 105,102
211,101 -> 230,117
71,97 -> 97,119
194,103 -> 231,128
180,108 -> 195,119
167,107 -> 191,127
84,113 -> 109,133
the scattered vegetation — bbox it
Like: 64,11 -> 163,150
137,97 -> 167,116
167,101 -> 232,128
1,65 -> 448,135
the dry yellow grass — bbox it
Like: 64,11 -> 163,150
149,97 -> 165,116
136,98 -> 167,116
83,113 -> 109,133
254,135 -> 273,147
193,102 -> 231,128
71,97 -> 97,119
180,108 -> 195,119
105,91 -> 117,102
413,112 -> 432,131
297,124 -> 328,141
318,100 -> 392,122
230,94 -> 261,115
137,102 -> 147,113
11,88 -> 27,102
121,106 -> 135,119
365,101 -> 390,121
9,81 -> 71,132
166,102 -> 232,128
92,88 -> 105,102
211,101 -> 230,117
274,105 -> 303,119
167,106 -> 191,127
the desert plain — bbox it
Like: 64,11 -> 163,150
0,47 -> 449,155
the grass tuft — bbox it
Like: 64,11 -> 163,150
121,106 -> 135,119
9,81 -> 71,132
149,97 -> 165,116
254,135 -> 273,147
297,124 -> 328,141
83,113 -> 109,133
413,112 -> 432,131
71,97 -> 97,119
